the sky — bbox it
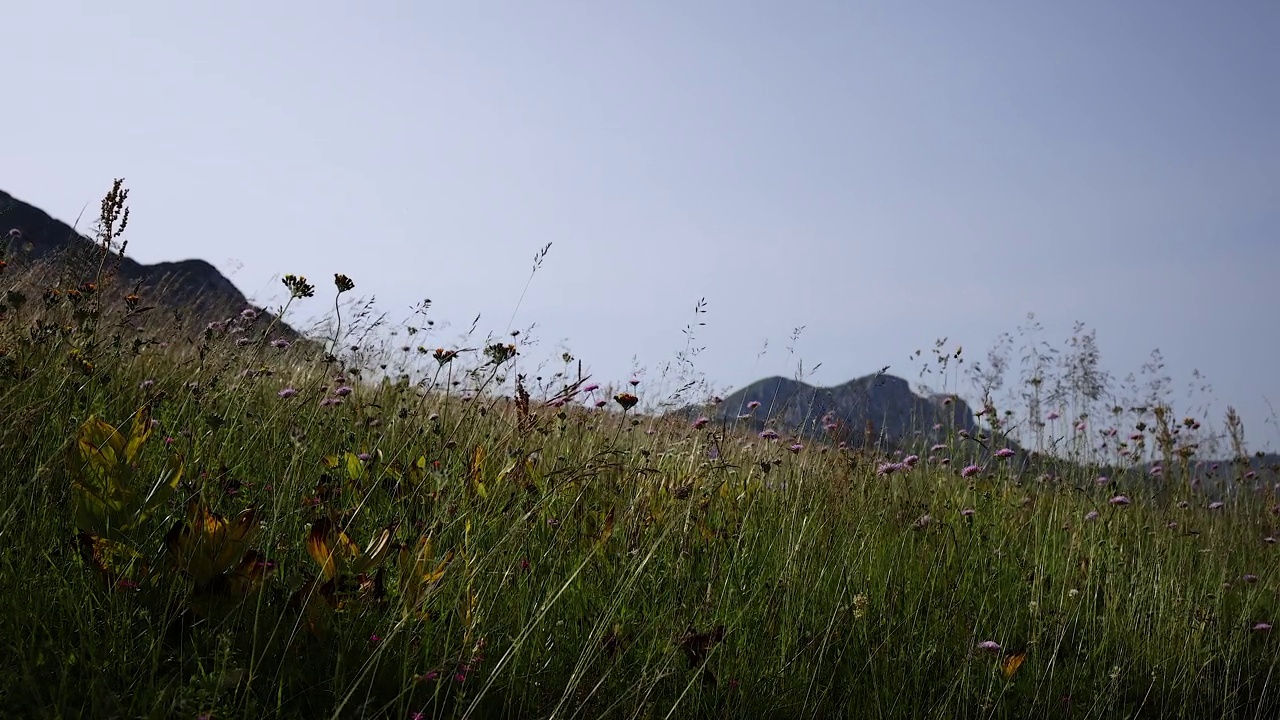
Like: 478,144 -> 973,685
5,1 -> 1278,451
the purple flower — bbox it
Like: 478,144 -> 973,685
1242,574 -> 1259,584
335,385 -> 353,397
747,400 -> 761,410
914,514 -> 933,529
902,454 -> 920,468
960,465 -> 981,479
759,429 -> 779,440
930,444 -> 947,453
1046,410 -> 1061,421
788,443 -> 804,454
1253,622 -> 1273,633
1084,510 -> 1100,522
976,640 -> 1002,654
877,462 -> 903,476
358,452 -> 372,462
1209,501 -> 1225,510
320,397 -> 343,407
240,308 -> 259,320
1150,465 -> 1163,477
1245,471 -> 1258,480
1075,422 -> 1086,431
1108,495 -> 1131,506
692,417 -> 710,429
1095,476 -> 1110,486
278,387 -> 298,398
995,448 -> 1015,459
583,383 -> 600,393
139,379 -> 155,390
271,338 -> 291,349
961,508 -> 976,518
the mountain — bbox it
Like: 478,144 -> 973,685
688,371 -> 988,449
0,188 -> 301,337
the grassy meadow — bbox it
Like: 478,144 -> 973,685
2,187 -> 1279,719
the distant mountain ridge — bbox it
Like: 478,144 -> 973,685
0,188 -> 300,337
686,371 -> 988,449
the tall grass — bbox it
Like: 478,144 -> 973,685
1,185 -> 1278,719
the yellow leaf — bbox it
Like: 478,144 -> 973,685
123,406 -> 153,466
1002,652 -> 1027,680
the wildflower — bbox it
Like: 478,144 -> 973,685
1209,501 -> 1224,510
759,429 -> 779,440
747,400 -> 761,410
282,274 -> 315,299
976,640 -> 1002,654
961,465 -> 981,479
692,417 -> 710,429
583,383 -> 599,393
240,308 -> 258,320
320,397 -> 343,408
902,454 -> 920,468
1084,511 -> 1100,522
358,452 -> 372,462
369,633 -> 381,645
995,448 -> 1015,459
788,443 -> 804,454
164,436 -> 175,446
594,400 -> 608,408
335,385 -> 353,397
334,273 -> 355,293
1246,471 -> 1258,480
913,514 -> 932,529
961,508 -> 976,518
1242,574 -> 1259,584
1150,465 -> 1163,477
614,393 -> 639,411
139,379 -> 155,390
278,387 -> 298,398
930,444 -> 947,453
1046,410 -> 1061,420
1095,476 -> 1110,486
1076,422 -> 1086,431
547,518 -> 561,529
877,462 -> 902,476
1253,622 -> 1273,633
1108,495 -> 1131,506
271,338 -> 291,349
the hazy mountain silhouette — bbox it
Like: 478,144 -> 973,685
1,188 -> 301,337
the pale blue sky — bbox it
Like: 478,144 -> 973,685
5,1 -> 1278,450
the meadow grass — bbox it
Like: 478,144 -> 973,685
1,194 -> 1279,719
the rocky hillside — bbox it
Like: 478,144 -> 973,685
0,188 -> 301,337
693,371 -> 987,449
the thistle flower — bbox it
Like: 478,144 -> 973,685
1108,495 -> 1131,506
583,384 -> 600,393
930,444 -> 947,453
877,462 -> 903,476
1046,410 -> 1061,420
788,443 -> 804,454
976,640 -> 1001,654
747,400 -> 761,410
1095,476 -> 1110,486
759,429 -> 779,440
278,387 -> 298,398
271,338 -> 291,349
240,308 -> 258,320
1242,574 -> 1259,584
1253,622 -> 1273,633
320,397 -> 343,408
960,465 -> 981,478
995,448 -> 1015,459
902,454 -> 920,468
1084,510 -> 1100,522
335,385 -> 353,397
961,508 -> 975,518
